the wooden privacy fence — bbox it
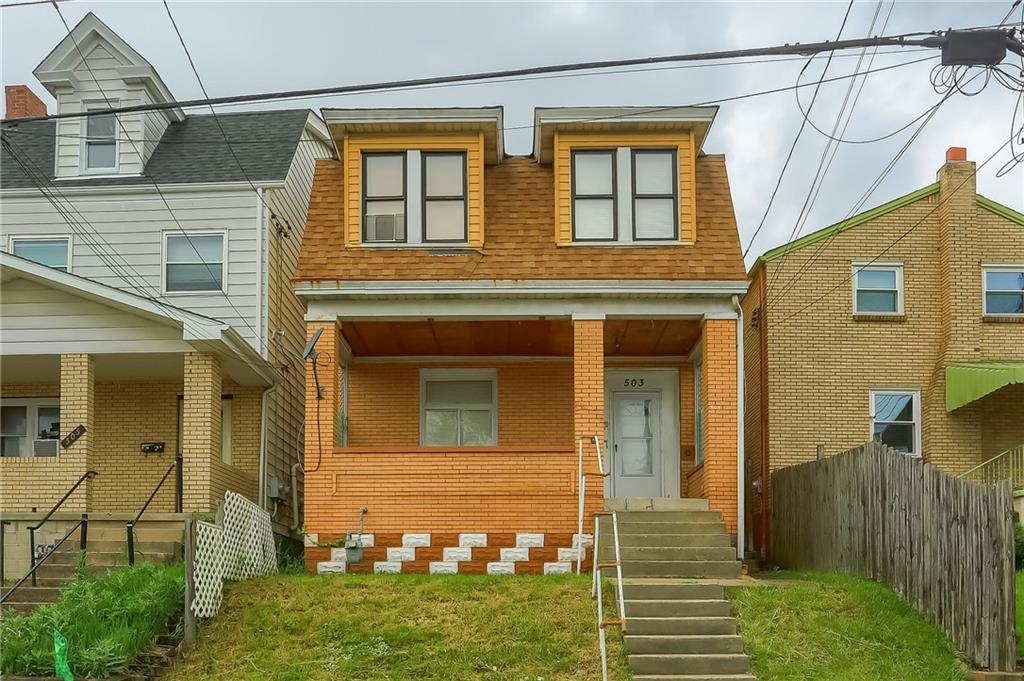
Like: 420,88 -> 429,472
771,440 -> 1017,672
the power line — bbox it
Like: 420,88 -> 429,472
5,25 -> 1003,125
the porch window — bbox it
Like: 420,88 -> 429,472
0,399 -> 60,457
983,266 -> 1024,316
164,233 -> 225,293
11,236 -> 70,272
81,103 -> 118,172
853,263 -> 903,314
631,149 -> 678,240
572,150 -> 616,241
422,152 -> 467,242
363,153 -> 407,243
420,369 -> 497,446
870,389 -> 921,456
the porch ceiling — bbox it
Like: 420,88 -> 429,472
341,319 -> 701,357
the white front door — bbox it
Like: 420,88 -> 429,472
610,391 -> 663,498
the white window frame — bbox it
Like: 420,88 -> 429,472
869,389 -> 921,457
982,264 -> 1024,317
419,368 -> 498,447
852,261 -> 904,315
79,100 -> 119,174
9,235 -> 72,272
162,230 -> 227,295
0,398 -> 61,458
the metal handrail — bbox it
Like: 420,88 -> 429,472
958,444 -> 1024,488
127,455 -> 183,565
576,436 -> 610,574
0,519 -> 10,585
27,470 -> 96,586
2,514 -> 88,605
591,511 -> 627,681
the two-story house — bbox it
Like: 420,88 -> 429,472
743,146 -> 1024,555
0,12 -> 332,574
296,106 -> 750,575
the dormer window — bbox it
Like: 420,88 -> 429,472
423,152 -> 467,242
632,149 -> 678,240
571,150 -> 617,241
81,103 -> 118,173
362,153 -> 406,243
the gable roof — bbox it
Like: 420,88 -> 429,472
1,109 -> 314,189
749,184 -> 1024,276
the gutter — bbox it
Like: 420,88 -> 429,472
257,384 -> 276,509
732,295 -> 746,561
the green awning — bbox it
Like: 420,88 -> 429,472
946,362 -> 1024,411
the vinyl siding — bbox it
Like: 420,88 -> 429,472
0,187 -> 261,350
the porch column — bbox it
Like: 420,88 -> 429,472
58,353 -> 94,510
572,316 -> 605,523
304,320 -> 342,540
182,352 -> 221,512
700,318 -> 739,535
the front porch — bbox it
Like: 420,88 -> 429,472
301,309 -> 743,574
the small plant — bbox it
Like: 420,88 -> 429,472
1014,522 -> 1024,569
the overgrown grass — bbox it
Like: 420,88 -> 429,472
167,573 -> 629,681
727,571 -> 967,681
1,563 -> 183,678
1016,571 -> 1024,657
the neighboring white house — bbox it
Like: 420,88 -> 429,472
0,12 -> 334,535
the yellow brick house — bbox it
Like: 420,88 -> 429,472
743,147 -> 1024,556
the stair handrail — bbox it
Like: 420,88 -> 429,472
591,510 -> 627,681
958,444 -> 1024,488
1,513 -> 88,605
577,436 -> 610,574
26,469 -> 96,586
127,455 -> 183,565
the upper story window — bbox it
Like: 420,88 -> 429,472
632,149 -> 678,240
571,150 -> 617,241
853,263 -> 903,315
10,236 -> 70,272
870,389 -> 921,456
983,266 -> 1024,316
81,104 -> 118,173
420,369 -> 497,446
363,153 -> 407,243
1,398 -> 60,457
164,232 -> 225,293
423,152 -> 467,242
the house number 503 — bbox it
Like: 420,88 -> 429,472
623,378 -> 646,388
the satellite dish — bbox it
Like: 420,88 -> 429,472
302,327 -> 324,360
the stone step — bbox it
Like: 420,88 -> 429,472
1,601 -> 45,615
613,511 -> 725,523
615,533 -> 734,548
610,547 -> 738,562
628,617 -> 737,636
621,582 -> 725,601
624,634 -> 745,655
614,522 -> 728,535
54,539 -> 182,555
629,653 -> 751,676
606,498 -> 711,512
86,527 -> 184,542
622,561 -> 742,579
0,586 -> 60,603
626,599 -> 733,618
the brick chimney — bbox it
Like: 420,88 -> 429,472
4,85 -> 47,119
936,146 -> 978,363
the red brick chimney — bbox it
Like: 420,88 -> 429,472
4,85 -> 47,119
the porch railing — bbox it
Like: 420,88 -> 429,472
591,511 -> 627,681
1,514 -> 89,605
577,435 -> 608,574
958,444 -> 1024,490
26,470 -> 96,586
127,455 -> 183,565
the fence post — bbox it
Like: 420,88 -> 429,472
0,520 -> 8,586
28,526 -> 36,587
126,522 -> 135,566
183,518 -> 197,649
175,455 -> 184,514
79,513 -> 88,551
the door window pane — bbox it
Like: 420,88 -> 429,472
365,155 -> 405,197
574,152 -> 613,195
618,398 -> 655,476
12,238 -> 69,271
574,199 -> 615,240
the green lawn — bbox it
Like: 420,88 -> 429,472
167,573 -> 630,681
727,572 -> 967,681
1017,571 -> 1024,657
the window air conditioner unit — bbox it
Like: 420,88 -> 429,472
365,213 -> 405,242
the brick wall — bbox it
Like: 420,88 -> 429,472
700,319 -> 739,533
182,352 -> 222,512
573,320 -> 606,522
4,85 -> 46,119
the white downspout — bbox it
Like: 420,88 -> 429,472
732,295 -> 746,561
257,384 -> 275,509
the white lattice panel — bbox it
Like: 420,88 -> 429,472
192,520 -> 226,618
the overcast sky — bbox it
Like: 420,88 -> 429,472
2,1 -> 1021,265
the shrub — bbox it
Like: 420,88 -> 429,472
0,563 -> 183,678
1015,523 -> 1024,569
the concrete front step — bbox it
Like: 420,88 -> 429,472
621,582 -> 726,601
614,533 -> 734,548
614,511 -> 725,523
612,547 -> 738,562
614,521 -> 728,535
628,617 -> 737,636
85,528 -> 184,543
622,560 -> 742,579
53,539 -> 182,555
47,551 -> 177,568
0,586 -> 60,603
625,634 -> 745,655
626,599 -> 733,618
606,498 -> 711,512
630,653 -> 751,675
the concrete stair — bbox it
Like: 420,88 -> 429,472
602,499 -> 755,680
